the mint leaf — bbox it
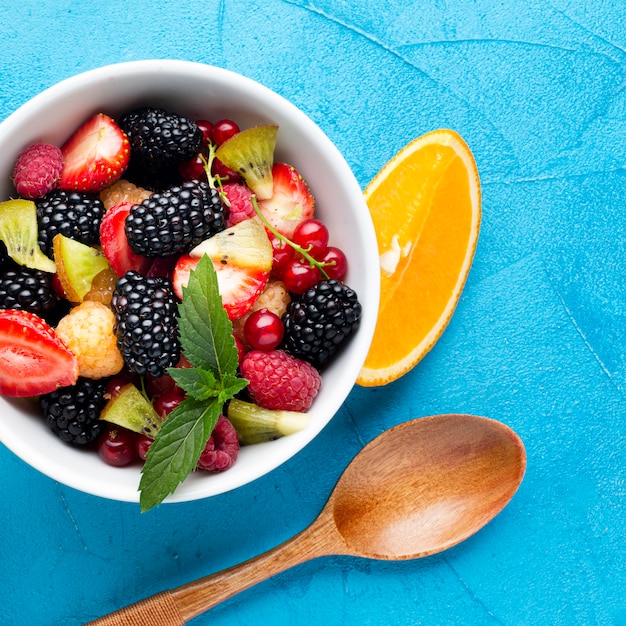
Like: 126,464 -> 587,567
139,255 -> 248,511
139,396 -> 220,512
177,254 -> 239,377
168,367 -> 221,401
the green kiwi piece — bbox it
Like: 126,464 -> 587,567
215,125 -> 278,200
0,199 -> 56,272
100,383 -> 165,438
226,398 -> 311,444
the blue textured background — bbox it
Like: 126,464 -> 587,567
1,1 -> 625,624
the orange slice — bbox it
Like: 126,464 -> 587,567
357,129 -> 481,387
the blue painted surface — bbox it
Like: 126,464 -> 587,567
1,1 -> 625,624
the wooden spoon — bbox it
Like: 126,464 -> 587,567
86,414 -> 526,626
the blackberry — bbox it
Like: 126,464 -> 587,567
125,179 -> 226,257
111,271 -> 180,377
282,280 -> 362,369
35,190 -> 105,257
40,377 -> 108,446
0,265 -> 58,315
119,107 -> 203,171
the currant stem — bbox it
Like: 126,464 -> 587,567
250,196 -> 332,279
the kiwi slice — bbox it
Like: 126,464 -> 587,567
100,383 -> 165,438
215,125 -> 278,200
0,199 -> 56,272
227,398 -> 311,444
53,234 -> 111,302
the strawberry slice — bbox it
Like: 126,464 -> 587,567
0,310 -> 79,397
60,113 -> 130,192
172,217 -> 272,320
257,162 -> 315,239
100,201 -> 152,276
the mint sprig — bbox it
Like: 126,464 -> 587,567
139,255 -> 247,512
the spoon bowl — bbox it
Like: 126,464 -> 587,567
87,414 -> 526,625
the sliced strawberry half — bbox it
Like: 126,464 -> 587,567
0,310 -> 79,397
100,201 -> 152,276
60,113 -> 130,192
257,162 -> 315,239
172,217 -> 272,320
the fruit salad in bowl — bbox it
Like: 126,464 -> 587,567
0,60 -> 379,508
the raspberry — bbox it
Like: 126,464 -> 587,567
12,143 -> 63,199
55,300 -> 124,379
281,279 -> 362,369
111,271 -> 180,377
100,179 -> 152,210
196,415 -> 240,472
124,180 -> 226,257
223,183 -> 256,226
241,349 -> 322,412
40,377 -> 108,446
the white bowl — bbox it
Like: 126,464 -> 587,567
0,60 -> 379,503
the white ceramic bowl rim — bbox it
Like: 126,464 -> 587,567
0,60 -> 380,503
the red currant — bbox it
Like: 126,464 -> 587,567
212,158 -> 242,184
98,426 -> 137,467
244,309 -> 285,351
293,219 -> 329,259
211,119 -> 240,145
268,231 -> 295,277
136,434 -> 153,461
178,153 -> 207,181
105,372 -> 138,398
320,246 -> 348,280
282,258 -> 321,294
195,119 -> 214,148
153,387 -> 185,418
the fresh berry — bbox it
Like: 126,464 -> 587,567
12,143 -> 63,199
257,162 -> 315,238
215,125 -> 278,199
196,415 -> 240,472
100,202 -> 152,276
136,434 -> 153,461
0,199 -> 55,273
195,119 -> 214,147
84,266 -> 119,306
0,309 -> 78,397
36,190 -> 105,257
0,266 -> 58,316
243,309 -> 284,351
40,377 -> 107,445
100,179 -> 152,210
241,349 -> 322,412
174,216 -> 272,319
178,154 -> 207,181
211,119 -> 240,145
119,107 -> 203,172
59,113 -> 130,192
281,257 -> 321,294
211,158 -> 242,185
153,386 -> 185,418
52,234 -> 111,303
281,279 -> 362,369
111,271 -> 180,377
292,218 -> 329,258
319,246 -> 348,281
223,183 -> 255,226
55,300 -> 124,379
98,425 -> 137,467
124,179 -> 226,257
268,231 -> 295,278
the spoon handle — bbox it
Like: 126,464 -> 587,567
85,514 -> 335,625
